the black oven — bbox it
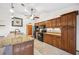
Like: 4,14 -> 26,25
38,25 -> 46,42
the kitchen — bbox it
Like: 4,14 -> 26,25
0,3 -> 79,55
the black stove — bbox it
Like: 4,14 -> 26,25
33,25 -> 46,42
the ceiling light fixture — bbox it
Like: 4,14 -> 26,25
10,3 -> 14,13
21,3 -> 39,20
24,8 -> 29,13
21,3 -> 29,13
10,9 -> 14,13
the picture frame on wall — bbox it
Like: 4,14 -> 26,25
12,17 -> 23,27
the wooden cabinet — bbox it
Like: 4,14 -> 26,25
44,34 -> 61,49
55,36 -> 61,48
61,27 -> 68,51
13,40 -> 34,55
67,12 -> 76,27
44,34 -> 52,45
39,21 -> 45,26
61,11 -> 77,27
35,23 -> 39,26
56,17 -> 61,27
61,15 -> 68,27
45,20 -> 52,28
35,11 -> 77,54
38,22 -> 42,26
51,17 -> 61,28
51,19 -> 56,28
67,27 -> 76,54
61,11 -> 77,54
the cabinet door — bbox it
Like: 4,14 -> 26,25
52,19 -> 56,28
38,22 -> 41,26
55,36 -> 61,48
46,20 -> 52,28
61,15 -> 68,27
44,34 -> 49,43
67,27 -> 76,54
67,13 -> 76,27
61,27 -> 68,51
13,44 -> 21,55
51,36 -> 56,47
45,21 -> 48,28
44,34 -> 53,45
56,17 -> 61,27
35,23 -> 39,26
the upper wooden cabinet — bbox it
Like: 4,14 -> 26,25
56,17 -> 61,27
61,11 -> 78,27
61,15 -> 68,27
45,17 -> 61,28
39,21 -> 46,26
51,19 -> 56,28
35,23 -> 39,26
67,12 -> 77,27
45,20 -> 52,28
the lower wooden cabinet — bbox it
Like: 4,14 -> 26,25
44,34 -> 52,45
44,34 -> 61,49
13,40 -> 34,55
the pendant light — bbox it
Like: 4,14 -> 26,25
10,3 -> 14,13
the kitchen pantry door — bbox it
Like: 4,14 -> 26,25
27,24 -> 32,35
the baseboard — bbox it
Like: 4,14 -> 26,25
76,50 -> 79,52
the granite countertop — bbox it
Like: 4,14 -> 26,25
0,34 -> 34,55
0,34 -> 34,47
44,32 -> 61,36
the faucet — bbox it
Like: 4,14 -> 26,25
15,29 -> 20,35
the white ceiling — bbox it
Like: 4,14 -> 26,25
0,3 -> 79,21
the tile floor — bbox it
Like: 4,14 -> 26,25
34,39 -> 71,55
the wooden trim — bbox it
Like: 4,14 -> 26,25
61,11 -> 78,16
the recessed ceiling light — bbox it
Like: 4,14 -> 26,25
10,8 -> 14,13
24,8 -> 29,13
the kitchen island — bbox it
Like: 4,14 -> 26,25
0,33 -> 34,55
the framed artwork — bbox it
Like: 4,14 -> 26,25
12,17 -> 23,27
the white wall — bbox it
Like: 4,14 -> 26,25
77,15 -> 79,51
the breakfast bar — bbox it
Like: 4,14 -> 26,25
0,34 -> 34,55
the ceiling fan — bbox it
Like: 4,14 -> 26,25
21,3 -> 39,20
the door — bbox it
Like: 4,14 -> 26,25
27,24 -> 32,35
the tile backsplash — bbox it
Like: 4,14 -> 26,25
46,28 -> 61,33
